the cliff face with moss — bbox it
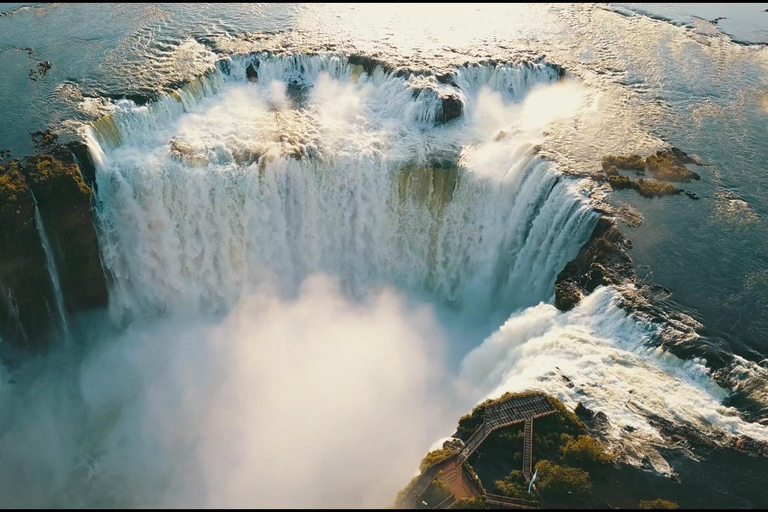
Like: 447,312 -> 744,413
0,151 -> 107,351
0,161 -> 57,348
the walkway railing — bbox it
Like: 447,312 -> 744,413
401,392 -> 558,508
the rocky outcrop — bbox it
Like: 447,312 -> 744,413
0,148 -> 108,351
436,93 -> 463,124
0,161 -> 57,349
606,174 -> 681,198
554,216 -> 634,312
25,152 -> 108,315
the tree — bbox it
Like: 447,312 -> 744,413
534,460 -> 592,498
559,435 -> 614,466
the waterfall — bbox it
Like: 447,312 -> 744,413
85,54 -> 598,323
32,195 -> 71,344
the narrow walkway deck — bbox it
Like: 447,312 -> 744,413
403,392 -> 557,508
522,418 -> 533,480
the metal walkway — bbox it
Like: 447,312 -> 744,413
402,392 -> 557,508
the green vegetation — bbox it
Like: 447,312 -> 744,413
635,178 -> 679,197
607,174 -> 633,189
645,152 -> 698,182
392,475 -> 420,509
26,154 -> 92,204
601,154 -> 645,171
639,498 -> 679,509
494,470 -> 532,500
0,161 -> 29,207
421,476 -> 452,507
534,460 -> 592,498
419,447 -> 457,473
457,391 -> 551,440
607,174 -> 680,198
559,435 -> 614,466
451,496 -> 489,509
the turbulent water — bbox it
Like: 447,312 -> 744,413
1,3 -> 768,508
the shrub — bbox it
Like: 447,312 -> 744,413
419,447 -> 456,473
494,470 -> 529,500
534,460 -> 592,498
639,498 -> 679,509
421,476 -> 452,507
559,435 -> 614,466
451,496 -> 489,509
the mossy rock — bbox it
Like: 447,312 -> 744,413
555,280 -> 582,311
645,151 -> 700,182
602,154 -> 645,171
607,174 -> 633,189
26,154 -> 92,205
420,447 -> 457,473
634,178 -> 680,198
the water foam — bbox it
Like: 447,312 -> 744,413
86,54 -> 597,324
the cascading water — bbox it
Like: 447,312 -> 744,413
86,53 -> 598,324
81,53 -> 768,457
32,194 -> 71,344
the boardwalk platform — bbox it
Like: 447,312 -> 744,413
402,392 -> 557,509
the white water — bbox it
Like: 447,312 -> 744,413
460,286 -> 768,465
87,54 -> 597,324
32,195 -> 71,344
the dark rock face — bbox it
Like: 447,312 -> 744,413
0,150 -> 108,351
245,62 -> 259,82
26,154 -> 108,314
436,93 -> 463,124
0,161 -> 57,348
346,54 -> 386,76
554,216 -> 634,312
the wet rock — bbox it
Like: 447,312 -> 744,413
574,402 -> 594,420
602,154 -> 645,171
645,150 -> 700,182
634,179 -> 680,198
38,60 -> 51,77
553,216 -> 634,312
346,54 -> 386,76
245,62 -> 259,82
684,191 -> 699,200
24,153 -> 108,316
607,174 -> 633,189
0,160 -> 57,349
435,93 -> 463,124
555,280 -> 583,311
606,174 -> 680,198
436,71 -> 457,86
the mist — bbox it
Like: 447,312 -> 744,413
0,274 -> 458,508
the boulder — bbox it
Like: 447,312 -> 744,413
436,93 -> 463,125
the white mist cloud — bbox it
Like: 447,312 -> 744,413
0,274 -> 457,508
